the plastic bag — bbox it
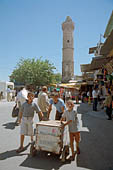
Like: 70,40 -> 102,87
12,104 -> 19,117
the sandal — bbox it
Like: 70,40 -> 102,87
69,155 -> 75,161
16,147 -> 25,153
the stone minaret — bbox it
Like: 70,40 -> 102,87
62,16 -> 74,83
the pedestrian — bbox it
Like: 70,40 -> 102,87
61,100 -> 81,161
17,86 -> 28,105
53,88 -> 60,97
12,89 -> 16,101
0,91 -> 3,100
48,93 -> 66,120
65,90 -> 72,101
15,86 -> 28,124
81,91 -> 87,103
98,85 -> 103,106
104,90 -> 112,120
92,86 -> 98,111
7,86 -> 12,102
16,92 -> 43,153
75,89 -> 79,104
0,92 -> 1,101
62,90 -> 66,103
38,86 -> 49,120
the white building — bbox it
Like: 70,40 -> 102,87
0,81 -> 14,99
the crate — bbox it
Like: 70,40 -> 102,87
35,120 -> 69,154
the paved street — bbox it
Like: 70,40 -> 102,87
0,100 -> 113,170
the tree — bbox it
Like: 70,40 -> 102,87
10,57 -> 57,87
53,73 -> 62,83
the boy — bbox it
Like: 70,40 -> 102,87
61,100 -> 80,161
48,93 -> 66,120
16,92 -> 43,153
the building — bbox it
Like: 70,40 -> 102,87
100,11 -> 113,75
81,11 -> 113,84
62,16 -> 74,83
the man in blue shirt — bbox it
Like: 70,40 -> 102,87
48,93 -> 66,120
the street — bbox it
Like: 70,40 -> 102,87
0,100 -> 113,170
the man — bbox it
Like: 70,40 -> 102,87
7,86 -> 12,102
15,86 -> 28,124
65,90 -> 72,101
17,87 -> 28,106
92,86 -> 98,111
48,93 -> 66,120
38,86 -> 49,120
74,89 -> 79,104
104,90 -> 112,120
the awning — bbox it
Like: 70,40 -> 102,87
100,29 -> 113,55
49,84 -> 57,87
105,58 -> 113,74
58,83 -> 81,89
80,64 -> 91,72
89,56 -> 113,71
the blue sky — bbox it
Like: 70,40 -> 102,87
0,0 -> 113,81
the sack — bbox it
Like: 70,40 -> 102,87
12,104 -> 19,117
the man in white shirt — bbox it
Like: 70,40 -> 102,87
17,87 -> 28,106
15,86 -> 28,124
92,86 -> 98,111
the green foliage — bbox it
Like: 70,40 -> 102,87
10,57 -> 59,86
53,73 -> 62,83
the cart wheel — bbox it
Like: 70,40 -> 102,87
61,145 -> 69,162
30,143 -> 37,157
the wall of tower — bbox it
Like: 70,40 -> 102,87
63,33 -> 74,48
62,48 -> 74,62
62,61 -> 74,82
62,16 -> 75,83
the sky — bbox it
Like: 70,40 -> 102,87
0,0 -> 113,81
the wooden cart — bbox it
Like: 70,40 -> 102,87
30,120 -> 69,162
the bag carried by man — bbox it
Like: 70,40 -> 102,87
12,104 -> 19,117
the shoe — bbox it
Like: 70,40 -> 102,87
69,155 -> 75,161
15,122 -> 19,126
69,152 -> 76,161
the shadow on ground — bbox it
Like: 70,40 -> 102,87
2,122 -> 18,130
76,103 -> 113,170
0,143 -> 30,160
0,149 -> 26,160
20,151 -> 71,170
